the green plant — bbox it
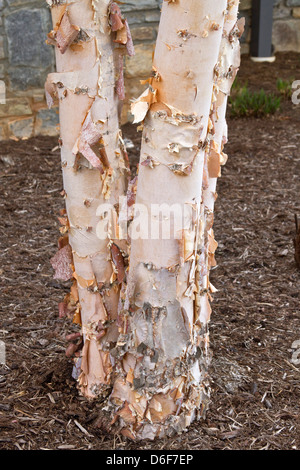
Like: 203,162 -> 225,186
229,86 -> 281,117
276,78 -> 294,99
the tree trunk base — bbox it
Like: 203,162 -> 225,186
93,388 -> 210,441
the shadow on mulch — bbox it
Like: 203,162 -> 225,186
0,53 -> 299,450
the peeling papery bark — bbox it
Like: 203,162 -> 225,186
200,0 -> 243,329
46,0 -> 132,398
106,0 -> 238,440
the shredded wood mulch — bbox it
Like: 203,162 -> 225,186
0,53 -> 299,450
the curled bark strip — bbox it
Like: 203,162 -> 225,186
58,301 -> 70,319
56,11 -> 80,54
207,147 -> 221,178
131,87 -> 158,124
50,244 -> 73,282
47,29 -> 57,46
45,75 -> 58,109
202,153 -> 209,190
111,243 -> 126,284
109,3 -> 124,32
73,112 -> 104,170
114,25 -> 127,45
99,143 -> 110,169
58,280 -> 81,322
58,234 -> 69,250
117,401 -> 136,425
47,9 -> 80,54
109,5 -> 134,100
124,20 -> 135,57
127,177 -> 137,208
230,17 -> 245,42
78,337 -> 111,393
66,341 -> 82,358
109,3 -> 134,54
66,332 -> 82,342
65,331 -> 83,359
90,137 -> 111,170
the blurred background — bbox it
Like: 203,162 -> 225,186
0,0 -> 299,140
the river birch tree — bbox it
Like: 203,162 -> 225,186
47,0 -> 243,440
46,0 -> 133,398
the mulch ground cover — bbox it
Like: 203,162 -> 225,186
0,52 -> 299,450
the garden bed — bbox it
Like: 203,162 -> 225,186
0,52 -> 299,450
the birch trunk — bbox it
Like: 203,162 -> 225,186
200,1 -> 243,333
107,0 -> 237,440
47,0 -> 131,398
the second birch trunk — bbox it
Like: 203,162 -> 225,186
47,0 -> 132,398
106,0 -> 238,440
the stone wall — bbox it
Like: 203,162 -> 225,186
0,0 -> 57,140
233,0 -> 300,54
273,0 -> 300,52
0,0 -> 299,140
